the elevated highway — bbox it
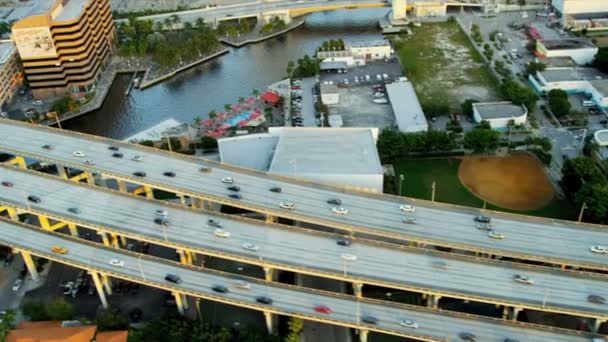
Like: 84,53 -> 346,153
1,165 -> 607,324
0,218 -> 594,342
1,120 -> 608,272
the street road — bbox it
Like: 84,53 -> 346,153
0,219 -> 592,342
1,166 -> 607,319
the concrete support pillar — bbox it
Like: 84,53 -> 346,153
264,267 -> 273,282
426,294 -> 440,308
511,307 -> 522,321
173,292 -> 185,315
265,215 -> 276,224
110,234 -> 120,248
353,282 -> 363,298
20,251 -> 39,282
102,274 -> 112,295
57,166 -> 68,178
90,271 -> 108,308
84,171 -> 95,185
391,0 -> 407,21
144,185 -> 154,199
502,306 -> 509,319
359,329 -> 369,342
592,319 -> 605,333
263,311 -> 275,334
99,232 -> 111,247
178,250 -> 192,265
6,207 -> 18,221
38,216 -> 52,231
182,294 -> 189,310
67,223 -> 79,237
117,180 -> 127,193
179,194 -> 187,207
119,235 -> 128,247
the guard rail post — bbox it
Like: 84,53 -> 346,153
20,251 -> 39,282
90,271 -> 108,308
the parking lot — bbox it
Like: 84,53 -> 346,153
328,85 -> 395,128
319,58 -> 402,87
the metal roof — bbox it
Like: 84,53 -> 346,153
385,81 -> 428,132
473,101 -> 527,120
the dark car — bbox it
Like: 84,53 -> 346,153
1,181 -> 12,187
270,187 -> 282,193
154,217 -> 170,226
112,152 -> 123,158
361,315 -> 378,324
474,215 -> 491,223
200,166 -> 212,173
208,219 -> 222,228
336,239 -> 352,247
108,146 -> 120,151
67,207 -> 81,214
459,332 -> 477,341
133,171 -> 146,178
165,274 -> 182,284
588,294 -> 606,304
228,193 -> 242,200
27,195 -> 41,203
256,296 -> 273,305
227,186 -> 240,192
41,144 -> 54,150
504,339 -> 520,342
327,198 -> 342,205
163,171 -> 176,177
212,285 -> 229,294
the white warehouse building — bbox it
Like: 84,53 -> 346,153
385,79 -> 428,133
552,0 -> 608,28
529,67 -> 608,108
472,102 -> 528,129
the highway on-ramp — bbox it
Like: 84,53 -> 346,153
1,165 -> 607,320
0,218 -> 593,342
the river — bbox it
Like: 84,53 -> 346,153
63,8 -> 391,138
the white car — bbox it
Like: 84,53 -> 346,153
214,228 -> 231,238
242,242 -> 259,251
12,278 -> 23,291
279,202 -> 296,210
234,281 -> 251,290
83,159 -> 95,165
221,177 -> 234,184
73,151 -> 86,157
399,319 -> 419,329
155,209 -> 168,217
332,207 -> 348,215
400,205 -> 415,212
488,230 -> 505,240
341,253 -> 357,261
590,245 -> 608,254
513,274 -> 534,285
109,259 -> 125,267
132,155 -> 143,162
402,217 -> 416,224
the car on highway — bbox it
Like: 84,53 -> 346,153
112,152 -> 123,158
432,261 -> 448,269
199,166 -> 211,173
327,198 -> 342,205
227,186 -> 240,192
488,230 -> 505,239
256,296 -> 273,305
341,253 -> 357,261
399,319 -> 418,329
242,242 -> 259,251
214,229 -> 231,238
504,339 -> 520,342
155,209 -> 168,217
84,159 -> 95,165
221,177 -> 234,183
588,294 -> 606,304
67,207 -> 81,214
42,144 -> 53,150
51,246 -> 68,254
459,332 -> 477,341
154,217 -> 169,226
109,259 -> 125,267
336,238 -> 352,247
590,245 -> 608,254
279,202 -> 296,210
72,151 -> 86,157
399,204 -> 415,212
474,215 -> 491,223
269,187 -> 282,193
132,155 -> 143,162
234,281 -> 251,290
402,217 -> 416,224
208,219 -> 222,228
1,181 -> 12,187
212,285 -> 229,294
476,223 -> 493,231
228,193 -> 242,200
108,146 -> 120,151
361,315 -> 378,324
133,171 -> 146,178
314,305 -> 332,314
27,195 -> 41,203
513,274 -> 534,285
165,273 -> 182,284
163,171 -> 176,177
12,278 -> 22,291
332,207 -> 348,215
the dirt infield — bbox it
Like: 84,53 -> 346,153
458,154 -> 555,211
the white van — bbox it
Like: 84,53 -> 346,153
582,100 -> 596,107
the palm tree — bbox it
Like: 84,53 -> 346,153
195,18 -> 206,30
238,96 -> 245,103
193,116 -> 202,126
170,14 -> 181,30
224,104 -> 232,112
208,110 -> 217,120
154,21 -> 164,32
163,17 -> 172,31
251,89 -> 259,97
183,21 -> 193,31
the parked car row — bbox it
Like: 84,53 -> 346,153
291,79 -> 304,127
371,84 -> 388,104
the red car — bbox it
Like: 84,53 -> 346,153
1,181 -> 13,187
314,305 -> 332,314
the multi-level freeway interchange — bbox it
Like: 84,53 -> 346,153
0,118 -> 607,340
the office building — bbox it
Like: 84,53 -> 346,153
0,40 -> 23,108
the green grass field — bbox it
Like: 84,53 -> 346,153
393,158 -> 577,220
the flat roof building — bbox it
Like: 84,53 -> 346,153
0,40 -> 23,109
11,0 -> 116,98
536,39 -> 598,65
385,79 -> 428,133
472,101 -> 528,129
529,67 -> 608,108
218,127 -> 383,192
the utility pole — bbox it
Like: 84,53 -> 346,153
398,174 -> 404,196
431,181 -> 436,202
577,202 -> 587,223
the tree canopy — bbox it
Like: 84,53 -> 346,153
500,79 -> 537,110
561,157 -> 605,195
376,129 -> 458,163
464,125 -> 500,153
594,47 -> 608,74
546,89 -> 571,117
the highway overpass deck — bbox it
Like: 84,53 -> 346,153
0,218 -> 593,342
1,120 -> 608,271
1,165 -> 607,320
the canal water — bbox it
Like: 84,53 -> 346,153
63,8 -> 390,138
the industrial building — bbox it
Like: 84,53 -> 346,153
472,101 -> 528,129
385,79 -> 428,133
317,39 -> 393,68
218,127 -> 384,192
529,67 -> 608,108
535,39 -> 598,65
0,40 -> 23,108
11,0 -> 117,98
